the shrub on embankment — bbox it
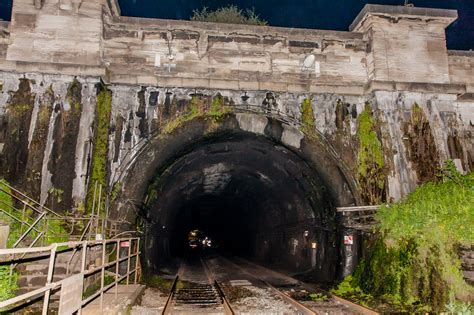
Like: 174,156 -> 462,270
333,161 -> 474,313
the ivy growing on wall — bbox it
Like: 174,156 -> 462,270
356,103 -> 385,204
86,84 -> 112,214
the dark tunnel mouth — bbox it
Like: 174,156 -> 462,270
140,132 -> 345,280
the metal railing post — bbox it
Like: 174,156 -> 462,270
96,184 -> 102,237
100,239 -> 106,311
42,243 -> 57,315
134,238 -> 140,284
78,241 -> 87,315
126,237 -> 131,286
115,240 -> 119,298
20,203 -> 26,235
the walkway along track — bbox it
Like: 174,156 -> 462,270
162,256 -> 234,314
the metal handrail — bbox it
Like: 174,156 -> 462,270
12,212 -> 46,248
0,183 -> 61,217
66,216 -> 94,274
0,237 -> 141,314
0,209 -> 42,235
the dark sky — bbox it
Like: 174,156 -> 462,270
0,0 -> 473,50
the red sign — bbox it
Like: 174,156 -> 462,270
120,241 -> 130,247
344,235 -> 353,245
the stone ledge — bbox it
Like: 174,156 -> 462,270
110,16 -> 364,42
448,50 -> 474,57
366,80 -> 466,95
0,60 -> 106,78
108,73 -> 367,95
350,4 -> 458,31
457,93 -> 474,102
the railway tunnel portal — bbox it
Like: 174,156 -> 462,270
115,110 -> 358,282
0,0 -> 473,289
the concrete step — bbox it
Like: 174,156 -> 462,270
22,263 -> 69,275
17,274 -> 69,287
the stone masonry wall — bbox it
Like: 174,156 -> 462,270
0,2 -> 473,212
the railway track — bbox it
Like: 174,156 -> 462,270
162,257 -> 234,314
154,254 -> 377,314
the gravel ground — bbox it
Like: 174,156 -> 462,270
232,286 -> 297,314
131,288 -> 167,315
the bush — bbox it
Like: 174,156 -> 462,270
191,5 -> 267,25
333,161 -> 474,312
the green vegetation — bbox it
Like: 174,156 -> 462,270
356,103 -> 385,204
445,300 -> 473,314
144,275 -> 183,293
191,5 -> 267,25
162,95 -> 231,134
333,161 -> 474,313
162,96 -> 201,134
300,97 -> 315,135
309,292 -> 330,302
67,78 -> 82,114
86,85 -> 112,214
208,94 -> 230,119
0,265 -> 17,301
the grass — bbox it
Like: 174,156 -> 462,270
144,275 -> 182,293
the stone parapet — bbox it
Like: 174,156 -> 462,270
1,1 -> 473,95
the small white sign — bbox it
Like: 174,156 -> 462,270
344,235 -> 354,245
59,273 -> 84,315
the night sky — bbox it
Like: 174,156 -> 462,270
0,0 -> 473,50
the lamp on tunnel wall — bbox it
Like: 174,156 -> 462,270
301,54 -> 316,71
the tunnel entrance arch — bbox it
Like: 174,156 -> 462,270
113,110 -> 360,282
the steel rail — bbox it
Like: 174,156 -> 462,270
336,205 -> 381,212
214,280 -> 235,315
220,256 -> 316,315
235,257 -> 379,315
161,275 -> 179,315
201,257 -> 235,315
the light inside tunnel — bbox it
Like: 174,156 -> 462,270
141,132 -> 343,281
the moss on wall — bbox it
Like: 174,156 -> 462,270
403,103 -> 440,184
162,94 -> 231,134
356,103 -> 385,204
86,84 -> 112,214
0,79 -> 35,187
300,97 -> 315,134
333,162 -> 474,312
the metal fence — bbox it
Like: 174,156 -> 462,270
0,237 -> 141,314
